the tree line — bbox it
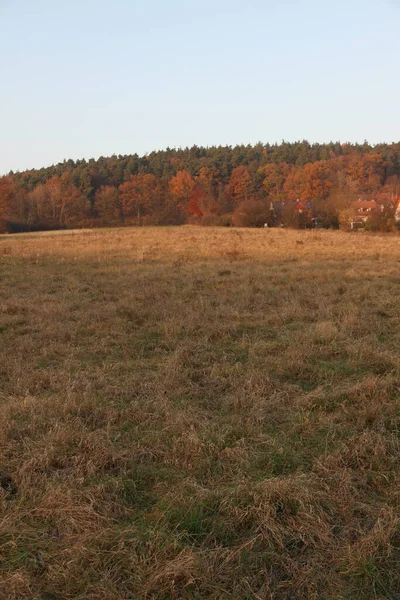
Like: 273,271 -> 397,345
1,140 -> 400,232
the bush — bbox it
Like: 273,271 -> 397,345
233,200 -> 270,227
5,220 -> 67,233
200,214 -> 232,227
365,211 -> 397,233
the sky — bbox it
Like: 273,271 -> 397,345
0,0 -> 399,174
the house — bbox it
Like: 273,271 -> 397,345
352,199 -> 379,220
349,198 -> 379,229
349,197 -> 400,230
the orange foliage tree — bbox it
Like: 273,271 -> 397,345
283,162 -> 333,202
169,170 -> 195,207
188,183 -> 219,218
283,166 -> 303,200
344,153 -> 384,193
299,161 -> 334,201
225,166 -> 253,208
119,174 -> 159,224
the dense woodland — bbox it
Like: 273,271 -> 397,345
1,140 -> 400,232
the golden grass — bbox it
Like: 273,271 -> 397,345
0,226 -> 399,599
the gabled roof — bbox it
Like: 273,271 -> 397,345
353,199 -> 378,210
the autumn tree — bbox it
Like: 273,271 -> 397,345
95,186 -> 123,224
345,153 -> 384,193
198,166 -> 218,201
376,175 -> 400,204
119,174 -> 159,224
365,204 -> 396,232
188,183 -> 219,218
25,174 -> 89,229
61,185 -> 91,227
169,170 -> 195,208
260,163 -> 290,201
315,191 -> 355,228
6,183 -> 30,228
188,185 -> 205,218
0,176 -> 13,232
225,166 -> 253,209
283,162 -> 333,202
27,184 -> 49,223
283,166 -> 303,200
300,161 -> 333,201
45,175 -> 63,220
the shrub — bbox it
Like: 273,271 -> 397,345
233,200 -> 270,227
200,214 -> 232,227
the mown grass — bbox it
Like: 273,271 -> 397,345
0,226 -> 399,599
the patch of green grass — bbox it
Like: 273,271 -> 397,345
163,494 -> 237,547
253,447 -> 302,477
343,556 -> 399,600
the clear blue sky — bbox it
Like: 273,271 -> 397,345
1,0 -> 399,174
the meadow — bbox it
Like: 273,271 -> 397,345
0,226 -> 399,600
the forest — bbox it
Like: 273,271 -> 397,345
1,140 -> 400,233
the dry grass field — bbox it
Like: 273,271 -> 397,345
0,226 -> 399,600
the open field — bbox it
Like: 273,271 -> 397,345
0,226 -> 399,600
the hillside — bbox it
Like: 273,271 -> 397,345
1,141 -> 400,232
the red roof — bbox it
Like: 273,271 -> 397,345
353,200 -> 379,215
295,201 -> 306,212
353,200 -> 378,210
